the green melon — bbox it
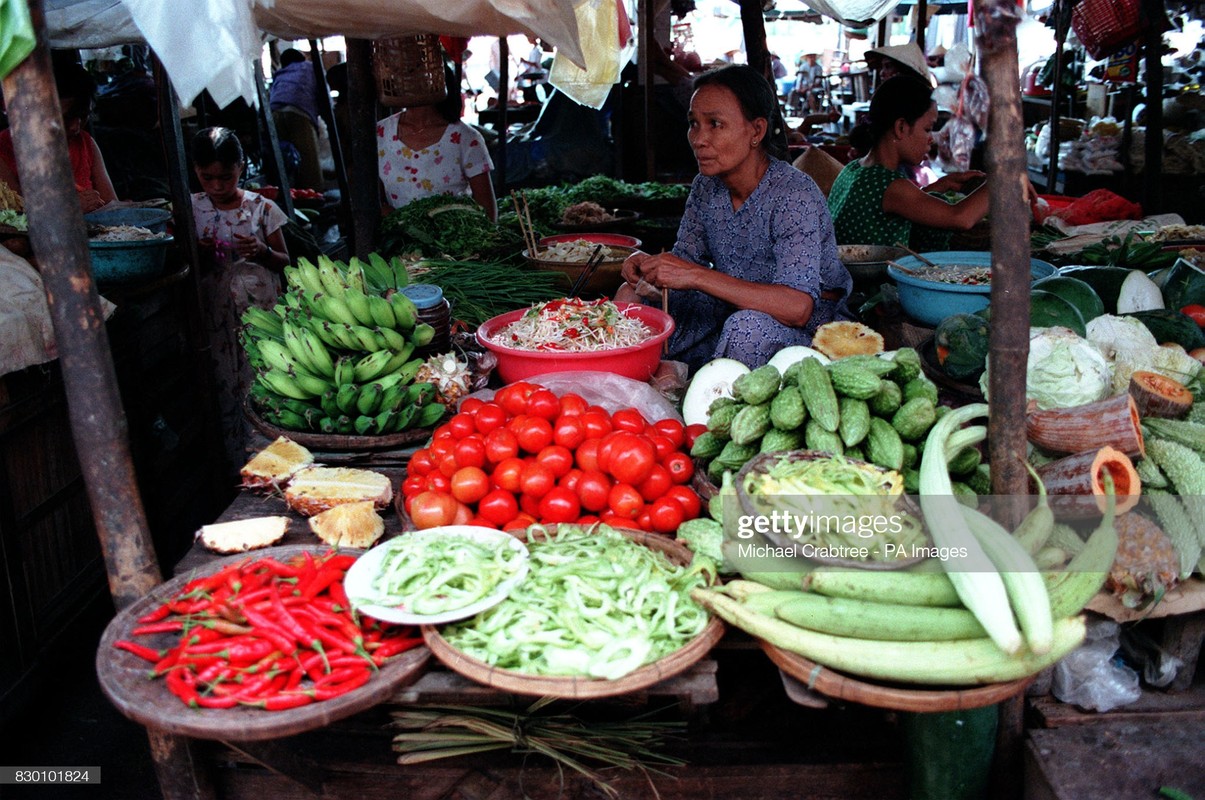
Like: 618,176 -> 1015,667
1030,290 -> 1087,336
1032,276 -> 1105,324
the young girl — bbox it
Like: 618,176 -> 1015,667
191,126 -> 290,475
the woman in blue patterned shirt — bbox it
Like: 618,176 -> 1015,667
617,65 -> 851,371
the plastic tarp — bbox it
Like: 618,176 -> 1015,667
796,0 -> 899,27
43,0 -> 584,107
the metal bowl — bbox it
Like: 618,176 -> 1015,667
838,244 -> 909,283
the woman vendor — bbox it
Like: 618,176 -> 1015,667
827,75 -> 1030,248
616,65 -> 851,371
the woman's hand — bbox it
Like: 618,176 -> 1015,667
926,171 -> 985,194
78,189 -> 106,213
631,251 -> 701,291
233,232 -> 265,261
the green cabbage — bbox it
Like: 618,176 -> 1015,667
1086,314 -> 1201,392
981,326 -> 1111,410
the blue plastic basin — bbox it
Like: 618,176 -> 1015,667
887,251 -> 1056,327
88,236 -> 174,283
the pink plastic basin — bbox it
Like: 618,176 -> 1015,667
476,302 -> 674,384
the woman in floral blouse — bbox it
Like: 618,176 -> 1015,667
376,66 -> 496,220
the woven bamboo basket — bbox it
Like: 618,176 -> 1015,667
421,527 -> 725,698
372,35 -> 446,108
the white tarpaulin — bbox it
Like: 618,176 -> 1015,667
43,0 -> 585,107
797,0 -> 898,27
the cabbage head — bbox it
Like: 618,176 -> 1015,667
980,327 -> 1112,410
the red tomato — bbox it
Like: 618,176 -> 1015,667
425,472 -> 451,493
685,423 -> 709,448
453,437 -> 487,469
484,427 -> 520,464
1183,304 -> 1205,328
503,512 -> 538,532
559,468 -> 583,494
467,516 -> 493,529
473,402 -> 507,434
637,463 -> 673,502
409,491 -> 461,529
611,407 -> 647,434
600,510 -> 640,530
459,397 -> 485,415
651,418 -> 687,449
514,417 -> 553,454
648,434 -> 676,462
664,485 -> 702,520
431,423 -> 454,441
607,482 -> 644,519
402,475 -> 426,497
559,393 -> 588,416
606,433 -> 657,486
452,502 -> 474,526
477,489 -> 519,527
451,466 -> 491,505
496,382 -> 536,416
408,448 -> 434,477
636,511 -> 653,531
519,462 -> 555,498
648,497 -> 685,533
577,514 -> 601,526
446,412 -> 476,439
438,452 -> 460,478
536,445 -> 574,478
575,438 -> 602,472
580,410 -> 613,439
662,451 -> 694,484
491,457 -> 526,493
552,415 -> 587,450
519,491 -> 542,518
526,389 -> 561,420
538,487 -> 581,523
576,470 -> 612,512
428,437 -> 454,459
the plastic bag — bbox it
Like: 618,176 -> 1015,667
549,0 -> 634,110
936,115 -> 976,173
465,370 -> 683,422
1052,618 -> 1141,712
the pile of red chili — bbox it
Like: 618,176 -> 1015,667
114,550 -> 421,711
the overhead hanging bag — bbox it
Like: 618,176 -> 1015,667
548,0 -> 631,110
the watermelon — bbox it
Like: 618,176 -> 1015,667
1057,266 -> 1134,314
1030,290 -> 1086,335
1160,257 -> 1205,312
1031,275 -> 1104,324
1123,309 -> 1205,351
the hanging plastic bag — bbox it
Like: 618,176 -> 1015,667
1052,618 -> 1141,712
549,0 -> 634,110
0,0 -> 36,82
934,72 -> 978,172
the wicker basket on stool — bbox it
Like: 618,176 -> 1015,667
372,34 -> 446,107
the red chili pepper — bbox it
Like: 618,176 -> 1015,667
257,557 -> 301,578
114,639 -> 165,663
137,604 -> 173,624
328,580 -> 351,611
166,666 -> 199,707
320,554 -> 357,572
193,694 -> 241,709
371,636 -> 422,664
185,634 -> 258,655
239,604 -> 298,655
314,665 -> 365,688
132,620 -> 186,636
312,669 -> 371,699
255,693 -> 314,710
268,585 -> 312,646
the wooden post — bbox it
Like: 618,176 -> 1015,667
6,4 -> 216,799
739,0 -> 769,78
345,39 -> 379,258
256,60 -> 294,218
497,36 -> 510,188
640,0 -> 655,180
973,4 -> 1032,792
917,0 -> 928,53
1140,0 -> 1164,215
310,39 -> 350,206
1045,0 -> 1067,191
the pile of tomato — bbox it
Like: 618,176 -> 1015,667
401,381 -> 707,534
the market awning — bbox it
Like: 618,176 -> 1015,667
43,0 -> 586,107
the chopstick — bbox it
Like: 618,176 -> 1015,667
661,287 -> 670,356
569,244 -> 605,297
886,259 -> 921,276
511,191 -> 538,256
893,242 -> 939,268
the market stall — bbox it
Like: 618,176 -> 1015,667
4,0 -> 1205,798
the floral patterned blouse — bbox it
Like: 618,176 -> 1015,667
376,117 -> 493,209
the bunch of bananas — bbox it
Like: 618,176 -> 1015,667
243,253 -> 447,436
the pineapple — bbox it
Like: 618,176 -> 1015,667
1106,512 -> 1180,608
414,352 -> 472,407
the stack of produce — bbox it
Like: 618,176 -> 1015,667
379,195 -> 524,259
505,177 -> 691,233
688,349 -> 962,496
242,254 -> 445,436
400,382 -> 701,533
691,404 -> 1117,686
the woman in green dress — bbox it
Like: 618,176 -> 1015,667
827,76 -> 1021,248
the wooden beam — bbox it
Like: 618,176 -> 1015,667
972,0 -> 1030,512
1141,0 -> 1164,214
309,39 -> 349,207
256,60 -> 294,218
640,0 -> 654,180
345,40 -> 378,257
740,0 -> 770,78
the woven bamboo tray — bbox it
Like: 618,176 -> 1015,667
246,401 -> 438,452
761,640 -> 1034,713
97,545 -> 430,741
421,529 -> 725,699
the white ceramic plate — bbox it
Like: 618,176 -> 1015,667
344,526 -> 529,625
